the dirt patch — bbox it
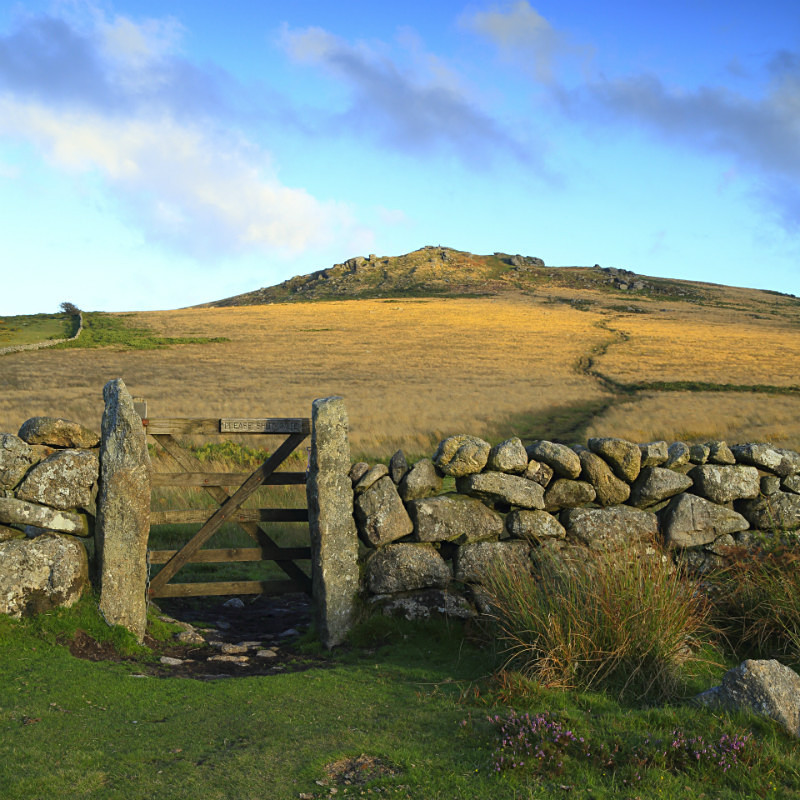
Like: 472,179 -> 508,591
324,754 -> 403,786
67,592 -> 334,679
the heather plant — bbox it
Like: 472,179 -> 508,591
481,708 -> 755,782
482,548 -> 712,702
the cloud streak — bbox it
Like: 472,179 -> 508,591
280,24 -> 534,169
0,8 -> 360,257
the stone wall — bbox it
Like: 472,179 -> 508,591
0,312 -> 83,356
350,435 -> 800,621
0,415 -> 99,617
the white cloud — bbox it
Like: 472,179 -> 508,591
0,8 -> 365,257
0,97 -> 355,256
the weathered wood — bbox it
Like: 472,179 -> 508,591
147,546 -> 311,564
220,418 -> 310,435
145,419 -> 221,435
144,417 -> 310,435
149,579 -> 302,598
147,433 -> 308,596
151,508 -> 309,525
151,471 -> 306,487
150,433 -> 312,593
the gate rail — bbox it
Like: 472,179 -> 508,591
144,415 -> 311,599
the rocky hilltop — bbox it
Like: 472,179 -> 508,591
202,246 -> 715,307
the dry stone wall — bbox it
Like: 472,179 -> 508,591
0,416 -> 99,617
350,435 -> 800,621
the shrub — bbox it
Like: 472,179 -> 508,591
482,548 -> 712,702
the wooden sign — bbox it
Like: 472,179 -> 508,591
219,418 -> 309,434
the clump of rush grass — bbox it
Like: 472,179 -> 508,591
705,540 -> 800,663
480,708 -> 754,781
482,548 -> 712,703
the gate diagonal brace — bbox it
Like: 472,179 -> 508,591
148,431 -> 311,596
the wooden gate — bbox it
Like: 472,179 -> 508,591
143,414 -> 312,599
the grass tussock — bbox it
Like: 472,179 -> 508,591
483,550 -> 712,703
706,542 -> 800,664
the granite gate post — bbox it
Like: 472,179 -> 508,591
307,396 -> 359,648
96,378 -> 151,642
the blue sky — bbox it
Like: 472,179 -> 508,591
1,0 -> 798,314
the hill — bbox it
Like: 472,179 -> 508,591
202,245 -> 720,307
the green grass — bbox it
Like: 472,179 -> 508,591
52,312 -> 228,350
3,604 -> 800,799
0,312 -> 76,347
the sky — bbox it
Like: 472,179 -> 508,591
0,0 -> 798,314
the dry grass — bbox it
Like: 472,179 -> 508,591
0,297 -> 608,459
2,291 -> 800,457
586,391 -> 800,448
597,307 -> 800,387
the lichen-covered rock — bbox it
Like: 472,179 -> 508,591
388,450 -> 408,484
456,472 -> 544,509
662,494 -> 749,548
366,543 -> 451,593
707,441 -> 736,465
506,509 -> 566,541
486,437 -> 528,474
349,462 -> 370,484
578,450 -> 630,506
369,589 -> 474,620
454,540 -> 531,583
354,476 -> 414,547
736,493 -> 800,532
664,441 -> 690,469
639,441 -> 668,468
544,479 -> 596,511
398,458 -> 442,501
731,444 -> 800,477
0,524 -> 24,541
629,467 -> 693,508
353,463 -> 388,494
0,434 -> 36,489
587,437 -> 641,482
308,396 -> 360,649
689,443 -> 710,464
15,449 -> 98,511
695,660 -> 800,738
690,465 -> 760,505
522,459 -> 554,487
96,379 -> 151,643
525,441 -> 581,479
0,496 -> 90,535
762,475 -> 782,495
18,417 -> 99,449
433,435 -> 490,477
561,505 -> 658,551
784,475 -> 800,495
0,534 -> 88,617
407,494 -> 504,544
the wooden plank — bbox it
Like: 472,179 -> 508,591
151,508 -> 308,525
219,418 -> 310,435
147,546 -> 311,564
145,417 -> 311,435
151,471 -> 306,487
147,432 -> 309,596
149,579 -> 302,598
150,433 -> 312,594
144,418 -> 221,435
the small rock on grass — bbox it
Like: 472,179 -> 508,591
160,656 -> 184,666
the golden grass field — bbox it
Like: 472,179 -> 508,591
2,287 -> 800,459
